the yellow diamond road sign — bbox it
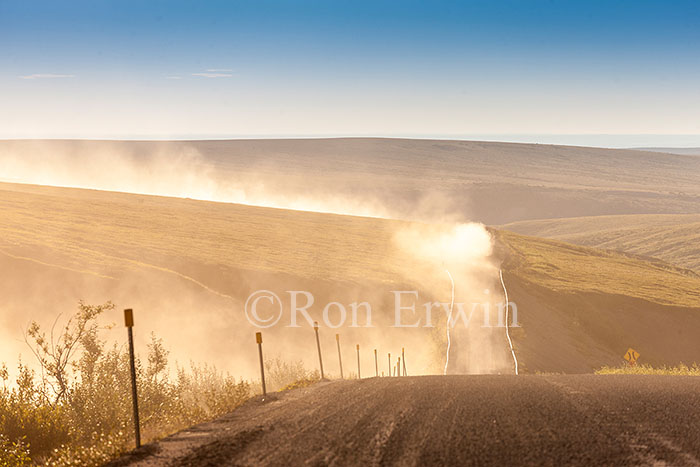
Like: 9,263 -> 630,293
624,348 -> 640,363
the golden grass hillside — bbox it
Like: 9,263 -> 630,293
495,228 -> 700,308
0,182 -> 415,287
0,182 -> 436,381
502,214 -> 700,272
2,181 -> 700,374
495,229 -> 700,372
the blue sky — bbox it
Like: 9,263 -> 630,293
1,0 -> 699,145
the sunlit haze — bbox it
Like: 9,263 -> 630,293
4,2 -> 700,464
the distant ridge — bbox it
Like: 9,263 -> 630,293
635,147 -> 700,156
3,138 -> 700,224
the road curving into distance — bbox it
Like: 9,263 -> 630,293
443,268 -> 455,375
111,375 -> 700,466
499,268 -> 518,375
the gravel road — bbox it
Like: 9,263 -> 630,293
110,375 -> 700,466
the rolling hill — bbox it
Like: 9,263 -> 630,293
637,147 -> 700,156
495,229 -> 700,372
2,181 -> 700,377
3,138 -> 700,224
501,214 -> 700,272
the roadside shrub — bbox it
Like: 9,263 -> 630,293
0,363 -> 70,459
0,434 -> 32,467
264,357 -> 319,392
1,302 -> 251,466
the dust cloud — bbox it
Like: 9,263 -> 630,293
393,223 -> 511,374
0,140 -> 393,219
0,141 -> 506,382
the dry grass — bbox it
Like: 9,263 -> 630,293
1,303 -> 251,466
596,364 -> 700,375
279,376 -> 320,392
4,181 -> 700,310
4,181 -> 700,377
502,214 -> 700,272
495,229 -> 700,308
0,182 -> 415,287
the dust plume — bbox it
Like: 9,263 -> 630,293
0,140 -> 507,382
393,223 -> 512,374
0,140 -> 394,218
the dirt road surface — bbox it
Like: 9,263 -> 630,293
110,375 -> 700,466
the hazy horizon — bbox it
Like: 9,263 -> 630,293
2,134 -> 700,149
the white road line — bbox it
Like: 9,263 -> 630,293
500,268 -> 519,375
444,268 -> 455,375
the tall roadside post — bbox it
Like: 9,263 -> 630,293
374,349 -> 378,377
336,333 -> 344,379
356,344 -> 361,379
124,309 -> 141,448
256,332 -> 266,399
314,322 -> 325,379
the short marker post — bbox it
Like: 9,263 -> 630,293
388,353 -> 391,377
256,332 -> 266,399
402,347 -> 407,376
336,334 -> 344,379
356,344 -> 361,379
314,322 -> 325,379
124,309 -> 141,448
374,349 -> 378,377
398,357 -> 401,377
